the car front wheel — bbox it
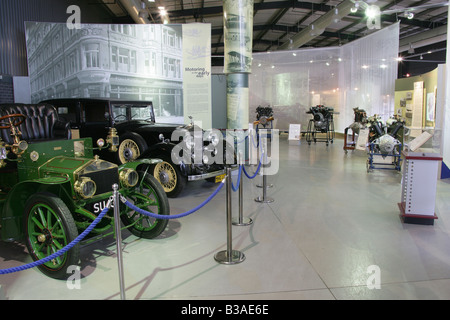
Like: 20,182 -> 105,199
120,171 -> 170,239
153,155 -> 186,198
24,193 -> 79,280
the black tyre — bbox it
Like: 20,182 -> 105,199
117,132 -> 148,164
153,155 -> 186,198
120,171 -> 170,239
24,193 -> 79,280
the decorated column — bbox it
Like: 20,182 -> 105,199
223,0 -> 253,129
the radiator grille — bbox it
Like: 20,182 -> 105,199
80,167 -> 119,195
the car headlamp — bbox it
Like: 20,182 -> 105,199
203,154 -> 209,164
208,132 -> 220,146
74,177 -> 96,199
119,168 -> 139,187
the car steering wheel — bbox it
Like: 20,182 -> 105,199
0,113 -> 26,129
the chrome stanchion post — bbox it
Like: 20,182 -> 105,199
255,136 -> 274,204
233,151 -> 253,226
257,131 -> 273,188
215,166 -> 245,264
113,184 -> 126,300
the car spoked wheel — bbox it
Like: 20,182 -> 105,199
118,139 -> 140,163
155,161 -> 177,192
152,155 -> 186,197
120,172 -> 170,239
24,193 -> 79,279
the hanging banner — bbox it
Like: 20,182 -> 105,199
223,0 -> 253,74
227,73 -> 249,129
182,23 -> 212,128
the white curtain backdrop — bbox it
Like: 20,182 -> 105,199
250,23 -> 400,133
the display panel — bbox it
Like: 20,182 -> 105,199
25,22 -> 211,127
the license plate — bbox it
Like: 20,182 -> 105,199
215,174 -> 226,183
90,200 -> 112,214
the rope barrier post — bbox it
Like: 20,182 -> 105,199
214,166 -> 245,265
233,152 -> 253,226
113,184 -> 126,300
255,136 -> 274,204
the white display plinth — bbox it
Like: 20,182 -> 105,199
399,151 -> 442,225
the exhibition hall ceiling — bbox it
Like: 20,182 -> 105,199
100,0 -> 448,57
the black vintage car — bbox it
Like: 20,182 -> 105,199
41,99 -> 229,197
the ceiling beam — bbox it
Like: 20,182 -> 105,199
163,0 -> 445,29
278,0 -> 355,50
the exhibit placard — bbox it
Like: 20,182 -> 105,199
288,124 -> 301,140
356,128 -> 370,150
182,23 -> 212,128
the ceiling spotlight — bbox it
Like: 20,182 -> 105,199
333,7 -> 341,23
309,24 -> 324,37
365,5 -> 380,19
405,11 -> 414,19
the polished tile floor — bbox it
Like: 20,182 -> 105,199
2,135 -> 450,300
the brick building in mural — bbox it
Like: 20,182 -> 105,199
25,22 -> 183,118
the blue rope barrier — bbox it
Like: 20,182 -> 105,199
231,165 -> 242,192
243,153 -> 263,179
0,203 -> 111,275
0,176 -> 229,275
122,178 -> 225,219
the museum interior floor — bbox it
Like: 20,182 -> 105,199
2,134 -> 450,300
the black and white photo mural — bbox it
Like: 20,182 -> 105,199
25,22 -> 212,127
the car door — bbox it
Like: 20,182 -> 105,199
50,100 -> 81,139
78,100 -> 110,143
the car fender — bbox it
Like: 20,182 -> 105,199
138,141 -> 176,159
137,142 -> 190,177
0,177 -> 73,241
119,158 -> 163,172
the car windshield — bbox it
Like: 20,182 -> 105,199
111,104 -> 155,123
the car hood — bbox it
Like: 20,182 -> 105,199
114,120 -> 201,133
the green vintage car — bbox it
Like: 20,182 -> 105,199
0,103 -> 170,279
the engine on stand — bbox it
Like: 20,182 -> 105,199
254,105 -> 274,142
343,107 -> 368,153
366,115 -> 404,172
254,106 -> 274,128
305,105 -> 335,146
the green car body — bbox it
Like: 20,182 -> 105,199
0,119 -> 170,279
